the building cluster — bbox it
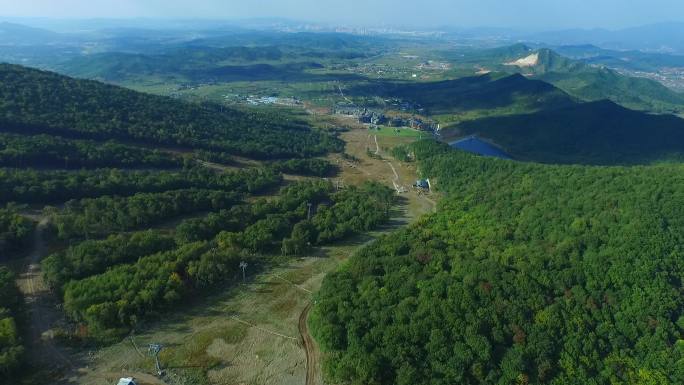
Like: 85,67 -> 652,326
333,103 -> 437,131
245,96 -> 301,106
416,60 -> 451,71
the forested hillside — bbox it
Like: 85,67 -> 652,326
312,140 -> 684,385
0,64 -> 342,159
0,133 -> 180,169
0,63 -> 382,374
54,180 -> 393,340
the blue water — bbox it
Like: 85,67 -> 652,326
449,136 -> 511,159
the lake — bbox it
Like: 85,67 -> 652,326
449,136 -> 512,159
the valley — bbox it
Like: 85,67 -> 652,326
2,14 -> 684,385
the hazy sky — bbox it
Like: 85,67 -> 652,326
1,0 -> 683,30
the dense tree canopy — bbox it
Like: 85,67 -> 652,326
0,206 -> 33,257
42,230 -> 177,292
0,132 -> 180,169
271,158 -> 338,177
0,268 -> 24,375
48,189 -> 241,240
312,140 -> 684,385
0,166 -> 281,205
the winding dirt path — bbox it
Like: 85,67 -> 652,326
299,303 -> 318,385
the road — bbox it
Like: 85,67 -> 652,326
299,303 -> 318,385
385,160 -> 407,193
18,216 -> 74,370
337,84 -> 352,104
373,134 -> 406,193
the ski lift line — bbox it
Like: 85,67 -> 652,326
129,336 -> 146,359
271,273 -> 313,293
229,316 -> 298,340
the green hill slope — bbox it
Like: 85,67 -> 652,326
455,99 -> 684,164
0,63 -> 341,158
540,66 -> 684,113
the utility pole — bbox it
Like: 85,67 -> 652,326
239,261 -> 248,281
307,202 -> 313,220
148,343 -> 163,376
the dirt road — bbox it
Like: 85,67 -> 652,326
18,216 -> 74,370
299,303 -> 318,385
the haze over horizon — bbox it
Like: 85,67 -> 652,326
1,0 -> 684,31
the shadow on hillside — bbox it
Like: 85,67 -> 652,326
347,73 -> 572,114
185,63 -> 366,83
456,99 -> 684,165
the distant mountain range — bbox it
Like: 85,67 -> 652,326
485,45 -> 684,113
0,22 -> 66,45
552,44 -> 684,72
441,22 -> 684,54
526,23 -> 684,54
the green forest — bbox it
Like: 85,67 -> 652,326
0,132 -> 180,169
0,206 -> 34,257
312,140 -> 684,385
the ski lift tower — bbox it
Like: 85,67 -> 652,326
239,261 -> 248,281
148,343 -> 163,376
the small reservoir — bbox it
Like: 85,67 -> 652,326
449,136 -> 511,159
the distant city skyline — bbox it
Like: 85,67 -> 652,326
1,0 -> 684,31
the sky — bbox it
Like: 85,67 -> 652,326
1,0 -> 683,30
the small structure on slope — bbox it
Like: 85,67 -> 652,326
415,179 -> 430,190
